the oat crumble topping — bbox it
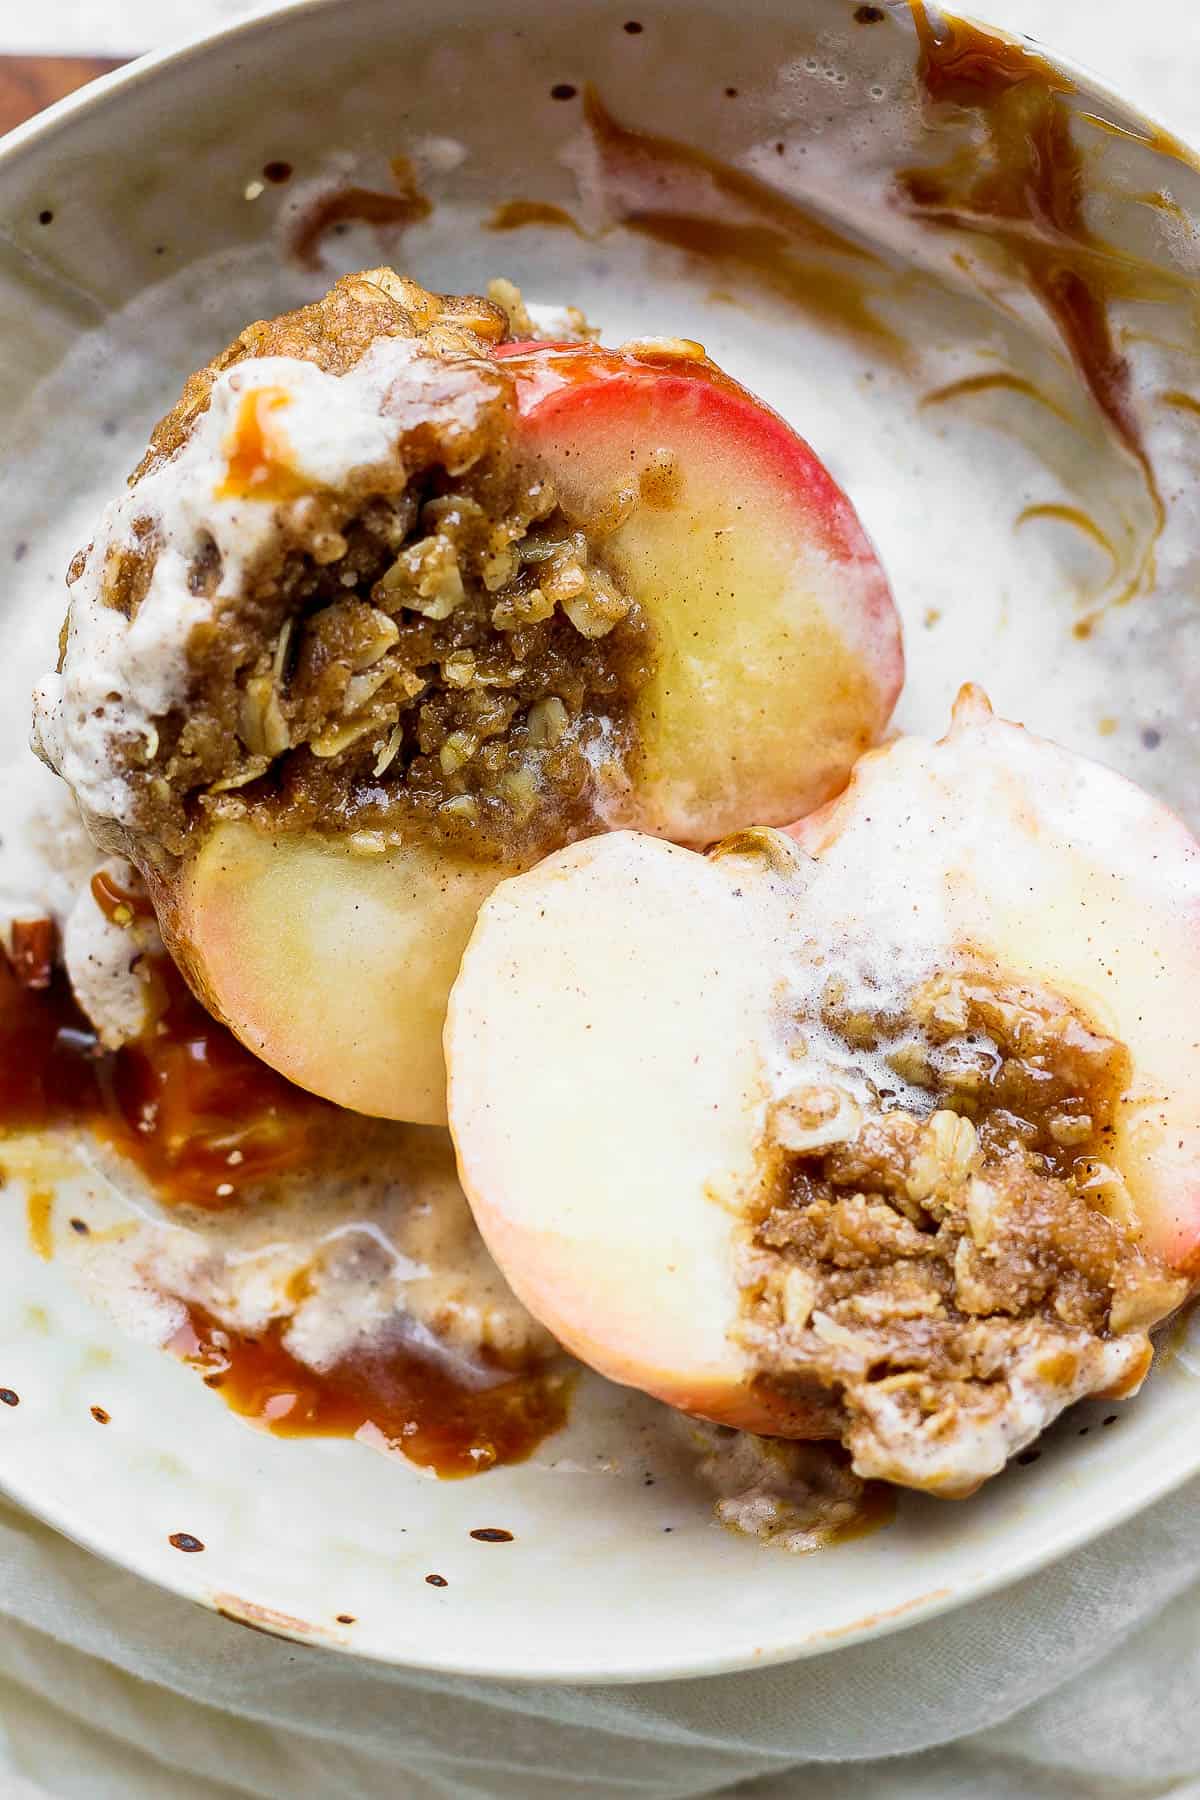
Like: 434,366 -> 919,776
740,969 -> 1187,1493
41,270 -> 650,869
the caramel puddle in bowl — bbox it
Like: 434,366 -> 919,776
0,945 -> 568,1476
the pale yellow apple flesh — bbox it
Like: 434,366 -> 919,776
445,830 -> 805,1432
501,342 -> 903,841
157,820 -> 502,1125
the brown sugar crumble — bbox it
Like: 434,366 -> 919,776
71,270 -> 650,872
740,969 -> 1187,1492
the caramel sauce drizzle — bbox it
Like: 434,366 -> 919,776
1161,389 -> 1200,417
172,1305 -> 572,1480
26,1189 -> 53,1260
0,944 -> 569,1472
90,867 -> 155,924
0,945 -> 324,1207
904,5 -> 1160,489
1015,502 -> 1118,571
919,370 -> 1073,424
580,88 -> 905,357
217,388 -> 312,503
487,199 -> 584,236
903,2 -> 1172,613
290,156 -> 432,272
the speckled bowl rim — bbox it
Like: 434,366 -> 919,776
2,0 -> 1200,1681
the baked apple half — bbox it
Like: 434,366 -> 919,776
33,269 -> 901,1124
447,688 -> 1200,1494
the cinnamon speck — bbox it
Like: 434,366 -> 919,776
69,1218 -> 89,1235
425,1573 -> 448,1587
623,19 -> 644,32
336,1613 -> 356,1624
0,1390 -> 18,1408
37,209 -> 53,225
169,1532 -> 205,1552
90,1406 -> 110,1424
855,4 -> 885,20
550,83 -> 578,101
469,1527 -> 514,1543
262,160 -> 293,183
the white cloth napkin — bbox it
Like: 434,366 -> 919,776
4,2 -> 1200,1795
4,1473 -> 1200,1798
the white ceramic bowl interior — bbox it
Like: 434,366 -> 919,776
2,0 -> 1200,1681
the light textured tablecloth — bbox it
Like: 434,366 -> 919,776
3,3 -> 1200,1795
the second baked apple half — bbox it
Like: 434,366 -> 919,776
37,272 -> 901,1124
446,688 -> 1200,1493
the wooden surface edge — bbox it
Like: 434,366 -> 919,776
0,55 -> 129,137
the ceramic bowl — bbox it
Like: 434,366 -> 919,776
2,0 -> 1200,1682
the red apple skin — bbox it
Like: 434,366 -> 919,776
495,339 -> 904,842
498,340 -> 891,576
500,340 -> 900,662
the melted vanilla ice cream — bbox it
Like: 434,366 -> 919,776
32,338 -> 498,839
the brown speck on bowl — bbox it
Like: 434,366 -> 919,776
623,19 -> 644,32
169,1532 -> 205,1552
37,209 -> 53,225
550,83 -> 577,101
69,1217 -> 90,1234
262,160 -> 293,183
90,1405 -> 110,1424
0,1389 -> 18,1407
425,1573 -> 448,1587
336,1613 -> 356,1624
469,1527 -> 514,1543
855,4 -> 886,20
